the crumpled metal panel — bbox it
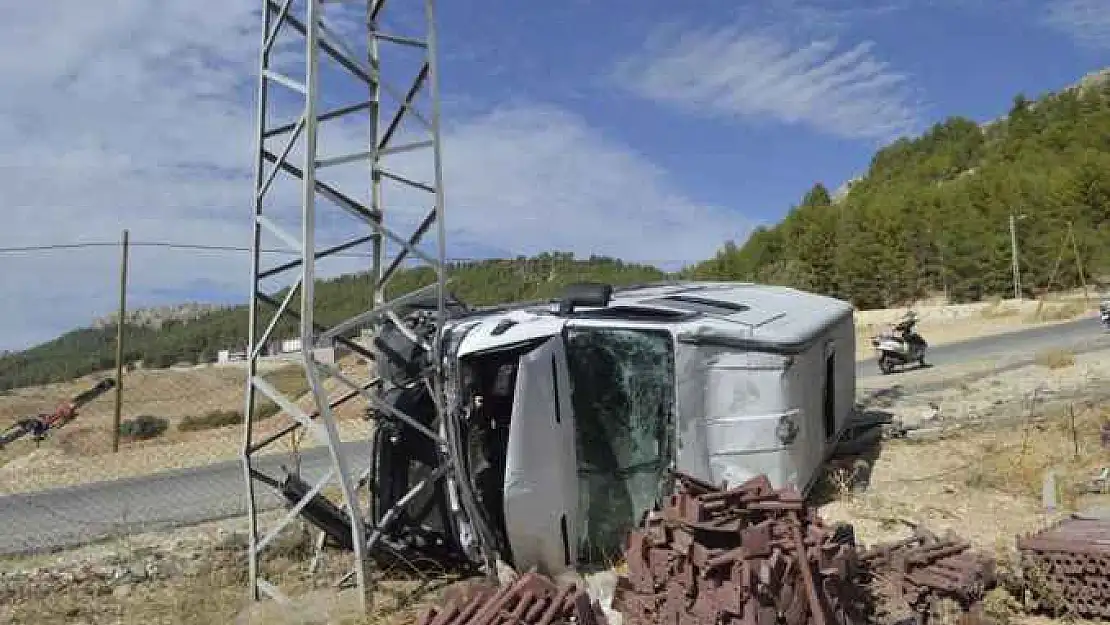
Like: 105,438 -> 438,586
503,336 -> 578,576
673,314 -> 855,498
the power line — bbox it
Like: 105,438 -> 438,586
0,240 -> 696,265
0,241 -> 344,254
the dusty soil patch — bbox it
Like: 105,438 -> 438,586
0,355 -> 376,495
820,396 -> 1110,554
0,419 -> 375,496
853,293 -> 1092,327
0,512 -> 452,625
816,351 -> 1110,625
0,355 -> 367,434
858,348 -> 1110,430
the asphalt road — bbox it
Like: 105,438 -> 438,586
1,316 -> 1105,557
0,444 -> 368,557
854,316 -> 1107,378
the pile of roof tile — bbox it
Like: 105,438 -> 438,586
613,471 -> 869,625
859,527 -> 996,622
415,571 -> 609,625
1017,515 -> 1110,619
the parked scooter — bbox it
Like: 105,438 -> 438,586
870,311 -> 928,375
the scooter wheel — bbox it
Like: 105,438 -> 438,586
878,356 -> 894,375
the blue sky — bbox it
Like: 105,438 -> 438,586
439,0 -> 1107,223
0,0 -> 1107,350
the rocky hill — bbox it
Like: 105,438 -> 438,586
91,303 -> 226,330
1072,67 -> 1110,93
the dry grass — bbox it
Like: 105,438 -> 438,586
1034,348 -> 1076,370
962,403 -> 1106,509
0,366 -> 245,425
0,360 -> 324,431
977,298 -> 1091,327
0,355 -> 375,494
0,419 -> 374,495
979,298 -> 1021,320
3,563 -> 445,625
978,587 -> 1026,625
177,408 -> 247,432
821,402 -> 1110,551
4,563 -> 259,624
0,520 -> 454,625
1025,300 -> 1088,323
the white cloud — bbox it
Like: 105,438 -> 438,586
443,105 -> 745,262
612,23 -> 922,142
1044,0 -> 1110,49
768,0 -> 912,32
0,2 -> 748,351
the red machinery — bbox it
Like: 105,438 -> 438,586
0,378 -> 116,449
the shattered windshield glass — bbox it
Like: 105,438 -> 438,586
564,326 -> 676,564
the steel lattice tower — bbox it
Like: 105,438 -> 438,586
242,0 -> 477,610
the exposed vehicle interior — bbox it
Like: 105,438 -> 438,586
370,291 -> 680,570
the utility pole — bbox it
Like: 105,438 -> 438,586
934,232 -> 949,302
112,229 -> 129,453
1009,212 -> 1024,301
1067,221 -> 1090,305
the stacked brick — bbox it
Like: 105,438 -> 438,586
858,527 -> 996,621
415,571 -> 610,625
1016,516 -> 1110,619
614,472 -> 868,625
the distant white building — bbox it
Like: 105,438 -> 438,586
215,337 -> 336,364
217,349 -> 247,364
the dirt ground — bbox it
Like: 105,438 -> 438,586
0,511 -> 449,625
821,345 -> 1110,557
0,355 -> 375,495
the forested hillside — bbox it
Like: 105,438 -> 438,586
0,254 -> 665,390
5,71 -> 1109,390
689,76 -> 1110,308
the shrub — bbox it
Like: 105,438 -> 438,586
263,366 -> 311,398
178,409 -> 243,432
255,400 -> 283,420
177,401 -> 286,432
119,415 -> 169,440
